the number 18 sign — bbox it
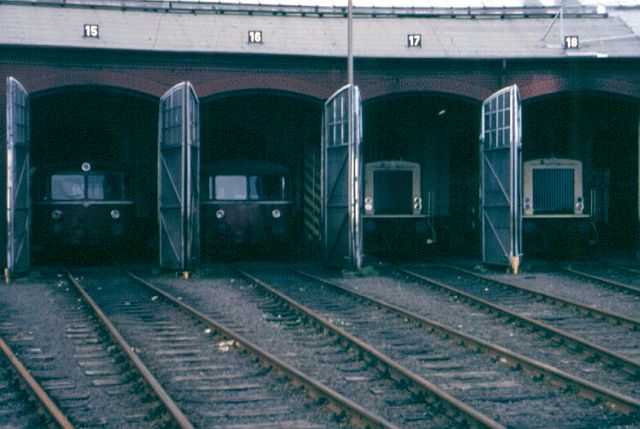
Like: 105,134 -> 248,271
564,35 -> 579,49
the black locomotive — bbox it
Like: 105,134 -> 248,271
32,162 -> 134,260
201,159 -> 292,256
363,160 -> 435,255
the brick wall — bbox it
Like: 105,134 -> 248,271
1,47 -> 639,268
2,48 -> 639,102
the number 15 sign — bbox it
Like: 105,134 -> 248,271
84,24 -> 99,38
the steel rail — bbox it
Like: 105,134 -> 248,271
393,265 -> 640,376
0,336 -> 75,429
445,263 -> 640,331
603,262 -> 640,277
66,273 -> 194,429
294,268 -> 640,416
233,267 -> 506,429
558,264 -> 640,297
125,271 -> 398,429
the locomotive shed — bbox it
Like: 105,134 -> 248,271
3,2 -> 640,427
0,0 -> 640,272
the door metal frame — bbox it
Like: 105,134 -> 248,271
322,84 -> 362,269
158,81 -> 199,271
480,84 -> 522,273
6,77 -> 30,275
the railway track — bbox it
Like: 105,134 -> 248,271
0,334 -> 73,428
227,264 -> 639,429
72,267 -> 396,429
134,265 -> 505,429
403,263 -> 640,362
397,265 -> 640,390
603,262 -> 640,278
285,262 -> 640,400
557,262 -> 640,298
0,272 -> 173,428
478,260 -> 640,323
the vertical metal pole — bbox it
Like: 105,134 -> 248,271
6,80 -> 13,276
348,0 -> 353,85
560,6 -> 564,48
511,88 -> 520,274
637,111 -> 640,260
182,83 -> 189,274
347,0 -> 357,269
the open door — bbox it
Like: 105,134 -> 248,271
480,85 -> 522,272
6,77 -> 30,275
158,82 -> 200,271
322,84 -> 363,269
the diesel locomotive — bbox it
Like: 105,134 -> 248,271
201,159 -> 292,256
32,162 -> 134,259
363,160 -> 435,254
522,158 -> 596,252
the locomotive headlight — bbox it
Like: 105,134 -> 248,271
51,210 -> 62,220
576,202 -> 584,211
216,209 -> 225,219
413,197 -> 423,212
110,209 -> 120,219
364,197 -> 373,212
272,209 -> 281,219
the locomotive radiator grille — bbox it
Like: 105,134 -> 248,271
532,168 -> 574,214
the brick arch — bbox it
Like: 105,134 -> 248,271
25,69 -> 164,98
358,75 -> 495,102
519,77 -> 640,103
194,74 -> 330,101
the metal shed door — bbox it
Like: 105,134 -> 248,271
323,84 -> 363,269
158,82 -> 200,271
6,77 -> 30,275
480,85 -> 522,272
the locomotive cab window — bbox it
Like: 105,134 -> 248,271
50,173 -> 127,201
249,175 -> 285,200
215,175 -> 248,200
88,173 -> 126,200
211,174 -> 286,200
51,175 -> 85,201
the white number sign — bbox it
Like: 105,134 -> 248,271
407,34 -> 422,48
564,36 -> 579,49
248,31 -> 263,44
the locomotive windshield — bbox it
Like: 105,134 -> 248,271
249,175 -> 285,200
51,175 -> 85,200
215,176 -> 247,200
212,174 -> 286,201
50,173 -> 126,201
